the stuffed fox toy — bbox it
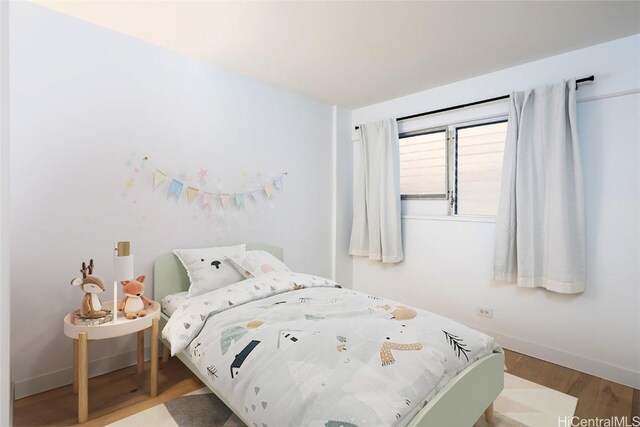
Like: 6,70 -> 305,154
119,275 -> 152,319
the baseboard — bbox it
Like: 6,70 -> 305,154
13,345 -> 151,400
478,327 -> 640,389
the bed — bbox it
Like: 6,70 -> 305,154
155,243 -> 504,427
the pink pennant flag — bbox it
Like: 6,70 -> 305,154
220,194 -> 230,209
202,192 -> 215,208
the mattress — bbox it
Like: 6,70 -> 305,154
161,291 -> 188,316
163,271 -> 500,427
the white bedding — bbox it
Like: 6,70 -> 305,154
161,291 -> 188,316
163,272 -> 500,427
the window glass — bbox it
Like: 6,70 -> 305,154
455,121 -> 507,216
399,130 -> 447,197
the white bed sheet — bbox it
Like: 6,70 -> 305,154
161,291 -> 188,316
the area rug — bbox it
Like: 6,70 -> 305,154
108,373 -> 577,427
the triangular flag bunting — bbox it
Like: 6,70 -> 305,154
234,194 -> 245,208
220,194 -> 230,209
153,169 -> 167,189
251,190 -> 264,203
149,164 -> 285,211
273,176 -> 283,190
168,179 -> 184,200
202,192 -> 215,208
264,183 -> 275,198
187,186 -> 199,204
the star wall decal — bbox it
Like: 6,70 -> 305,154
198,167 -> 208,178
125,179 -> 134,189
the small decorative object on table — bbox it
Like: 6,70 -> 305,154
114,241 -> 134,322
72,314 -> 113,326
70,259 -> 111,319
119,275 -> 153,319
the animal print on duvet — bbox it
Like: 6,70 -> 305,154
163,272 -> 500,427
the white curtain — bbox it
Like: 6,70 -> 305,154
349,119 -> 404,263
494,79 -> 585,293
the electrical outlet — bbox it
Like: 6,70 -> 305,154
477,306 -> 493,318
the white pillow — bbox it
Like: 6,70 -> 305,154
174,244 -> 246,298
228,250 -> 290,278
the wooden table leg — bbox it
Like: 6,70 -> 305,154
73,339 -> 78,394
78,332 -> 88,424
162,344 -> 170,363
136,330 -> 145,374
150,317 -> 159,397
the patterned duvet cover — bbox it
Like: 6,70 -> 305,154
163,272 -> 500,427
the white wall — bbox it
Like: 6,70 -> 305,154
10,2 -> 333,398
332,106 -> 353,287
1,1 -> 12,424
349,35 -> 640,388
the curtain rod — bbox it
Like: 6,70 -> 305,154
354,75 -> 595,130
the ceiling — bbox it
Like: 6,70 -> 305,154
32,1 -> 640,108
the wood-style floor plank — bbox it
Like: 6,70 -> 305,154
592,380 -> 634,418
13,358 -> 202,427
14,349 -> 639,426
503,349 -> 637,420
568,372 -> 603,420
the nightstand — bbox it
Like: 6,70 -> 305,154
63,301 -> 161,423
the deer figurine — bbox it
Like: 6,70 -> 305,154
71,259 -> 111,318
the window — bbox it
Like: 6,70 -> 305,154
399,129 -> 447,198
399,118 -> 508,216
454,121 -> 508,216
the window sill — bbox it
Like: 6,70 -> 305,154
401,214 -> 496,224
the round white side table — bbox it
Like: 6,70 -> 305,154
63,301 -> 161,423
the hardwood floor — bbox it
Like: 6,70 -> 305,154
13,357 -> 203,426
14,349 -> 639,426
504,349 -> 639,420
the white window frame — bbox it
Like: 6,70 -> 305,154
398,114 -> 508,218
398,127 -> 449,200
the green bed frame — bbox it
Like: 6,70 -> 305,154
154,243 -> 503,426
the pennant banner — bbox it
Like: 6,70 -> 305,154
202,192 -> 215,208
250,190 -> 264,203
146,159 -> 286,211
220,194 -> 230,209
154,169 -> 167,189
168,179 -> 184,200
264,183 -> 275,198
273,176 -> 283,190
187,186 -> 199,204
234,193 -> 245,208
